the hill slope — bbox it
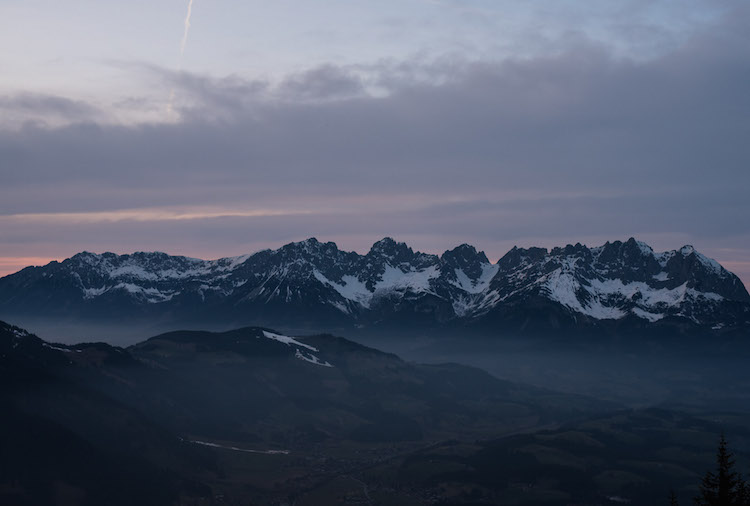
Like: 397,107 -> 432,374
0,320 -> 616,504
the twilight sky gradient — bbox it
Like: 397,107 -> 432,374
1,0 -> 749,286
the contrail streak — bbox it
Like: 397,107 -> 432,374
168,0 -> 195,118
180,0 -> 194,55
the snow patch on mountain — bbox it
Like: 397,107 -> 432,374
588,279 -> 723,306
109,265 -> 161,280
632,307 -> 665,322
82,286 -> 108,299
315,264 -> 441,310
545,274 -> 725,321
376,264 -> 440,295
113,283 -> 179,302
681,246 -> 725,275
543,269 -> 627,320
96,258 -> 214,281
222,254 -> 252,270
295,348 -> 333,367
451,264 -> 498,294
652,272 -> 669,282
314,271 -> 371,308
261,330 -> 317,352
635,240 -> 654,256
72,251 -> 253,285
9,326 -> 30,339
82,283 -> 178,302
43,342 -> 82,353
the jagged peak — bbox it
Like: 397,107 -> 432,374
676,244 -> 726,276
71,251 -> 102,262
594,239 -> 721,261
441,244 -> 490,265
279,237 -> 327,255
71,250 -> 191,262
629,237 -> 654,255
298,237 -> 320,246
680,245 -> 696,255
496,246 -> 548,270
505,245 -> 548,258
368,237 -> 411,256
593,238 -> 658,262
550,242 -> 592,257
281,237 -> 345,252
370,236 -> 399,248
130,251 -> 174,258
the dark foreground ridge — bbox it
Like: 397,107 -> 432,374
1,237 -> 748,337
0,320 -> 614,505
2,320 -> 749,505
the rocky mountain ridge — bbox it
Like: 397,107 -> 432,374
0,237 -> 747,335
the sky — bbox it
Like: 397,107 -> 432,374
1,0 -> 749,287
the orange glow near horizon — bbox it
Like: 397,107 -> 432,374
0,257 -> 64,277
2,207 -> 314,224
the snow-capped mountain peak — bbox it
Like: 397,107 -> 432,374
1,238 -> 747,334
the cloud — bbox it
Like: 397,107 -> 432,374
277,64 -> 366,101
0,93 -> 101,127
6,33 -> 749,194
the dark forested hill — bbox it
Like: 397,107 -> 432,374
0,320 -> 616,505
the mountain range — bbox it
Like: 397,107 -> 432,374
1,237 -> 748,337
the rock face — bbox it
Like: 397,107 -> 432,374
0,237 -> 748,335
